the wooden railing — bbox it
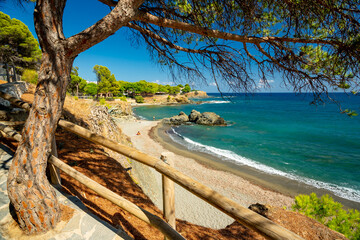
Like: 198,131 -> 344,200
0,92 -> 304,240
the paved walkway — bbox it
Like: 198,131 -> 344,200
0,144 -> 132,240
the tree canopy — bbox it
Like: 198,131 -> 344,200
92,65 -> 191,97
68,67 -> 87,96
121,0 -> 359,101
0,11 -> 41,71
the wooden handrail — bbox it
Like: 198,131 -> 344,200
0,127 -> 184,240
0,123 -> 22,142
58,119 -> 304,240
0,91 -> 31,111
48,155 -> 185,240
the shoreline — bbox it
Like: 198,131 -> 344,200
152,122 -> 360,211
116,118 -> 296,228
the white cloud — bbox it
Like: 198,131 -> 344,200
258,79 -> 274,88
152,80 -> 174,85
209,82 -> 217,86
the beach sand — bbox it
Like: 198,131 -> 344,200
116,119 -> 294,229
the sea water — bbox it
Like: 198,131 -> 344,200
134,93 -> 360,204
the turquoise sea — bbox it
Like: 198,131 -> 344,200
134,93 -> 360,204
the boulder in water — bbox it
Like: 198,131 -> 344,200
188,109 -> 201,122
196,112 -> 226,126
164,110 -> 226,126
170,111 -> 189,125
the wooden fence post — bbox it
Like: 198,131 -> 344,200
48,137 -> 61,185
161,152 -> 176,235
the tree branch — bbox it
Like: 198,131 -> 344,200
136,12 -> 343,46
127,23 -> 207,54
65,0 -> 144,57
97,0 -> 117,7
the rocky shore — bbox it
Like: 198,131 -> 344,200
163,110 -> 226,126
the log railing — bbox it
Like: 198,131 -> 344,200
0,121 -> 185,240
0,92 -> 304,240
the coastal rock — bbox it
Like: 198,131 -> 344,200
196,112 -> 225,126
174,95 -> 191,104
109,103 -> 133,117
88,106 -> 126,143
164,110 -> 226,126
162,118 -> 171,124
0,81 -> 29,108
170,111 -> 189,125
185,90 -> 208,98
188,109 -> 201,122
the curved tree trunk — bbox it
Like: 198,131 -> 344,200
7,53 -> 73,234
7,0 -> 73,234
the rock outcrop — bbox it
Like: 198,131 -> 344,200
165,109 -> 226,126
169,111 -> 189,125
196,112 -> 225,125
189,109 -> 201,122
88,106 -> 129,144
173,95 -> 192,104
185,91 -> 208,98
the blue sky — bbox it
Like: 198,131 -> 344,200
1,0 -> 286,93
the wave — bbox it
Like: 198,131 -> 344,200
168,128 -> 360,203
201,100 -> 231,104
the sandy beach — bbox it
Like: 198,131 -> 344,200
116,118 -> 294,229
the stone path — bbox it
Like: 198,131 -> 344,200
0,144 -> 132,240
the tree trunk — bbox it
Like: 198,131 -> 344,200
7,0 -> 73,234
7,52 -> 74,234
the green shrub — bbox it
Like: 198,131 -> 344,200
21,69 -> 38,84
99,98 -> 106,105
74,96 -> 78,100
135,96 -> 144,103
120,96 -> 127,102
292,193 -> 360,239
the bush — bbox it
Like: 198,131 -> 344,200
21,69 -> 38,84
99,98 -> 106,105
74,96 -> 78,100
135,95 -> 144,103
292,193 -> 360,239
120,96 -> 127,102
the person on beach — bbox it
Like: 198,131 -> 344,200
136,131 -> 141,135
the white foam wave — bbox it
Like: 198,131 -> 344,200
201,100 -> 230,104
168,128 -> 360,203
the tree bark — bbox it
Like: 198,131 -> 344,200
7,53 -> 73,234
7,0 -> 73,234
